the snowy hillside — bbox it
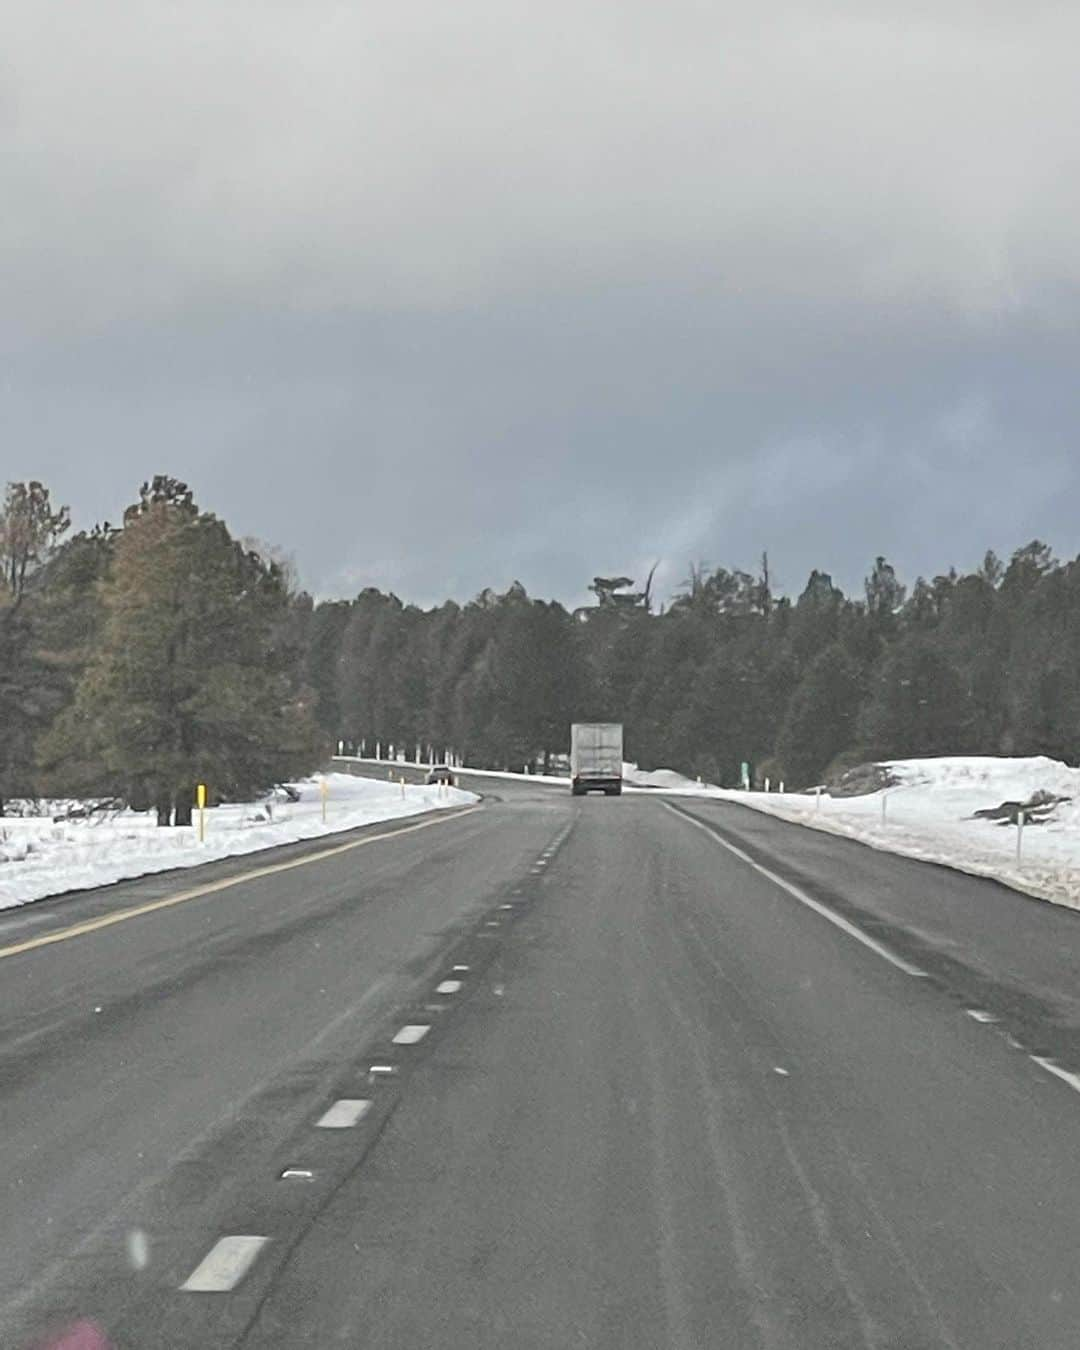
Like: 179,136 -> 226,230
0,773 -> 477,911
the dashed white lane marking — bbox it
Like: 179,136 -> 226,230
452,964 -> 470,972
126,1228 -> 150,1270
664,803 -> 927,979
773,1067 -> 790,1076
1031,1056 -> 1080,1096
181,1235 -> 269,1291
369,1063 -> 396,1075
393,1024 -> 430,1045
316,1098 -> 372,1128
499,903 -> 514,909
966,1009 -> 999,1024
281,1167 -> 315,1180
1,976 -> 394,1324
436,980 -> 462,994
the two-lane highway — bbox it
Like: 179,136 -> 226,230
6,780 -> 1080,1347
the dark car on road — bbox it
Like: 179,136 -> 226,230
425,765 -> 456,786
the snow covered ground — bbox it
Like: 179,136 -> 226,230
622,763 -> 721,792
0,772 -> 477,911
712,757 -> 1080,911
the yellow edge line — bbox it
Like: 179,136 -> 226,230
0,806 -> 483,963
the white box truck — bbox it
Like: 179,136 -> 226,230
570,723 -> 623,796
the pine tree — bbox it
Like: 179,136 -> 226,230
777,642 -> 864,787
864,556 -> 906,646
41,485 -> 323,822
0,481 -> 71,811
859,635 -> 974,758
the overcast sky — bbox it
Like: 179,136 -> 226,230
4,1 -> 1079,607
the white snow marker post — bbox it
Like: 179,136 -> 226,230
320,777 -> 329,824
881,793 -> 888,826
1016,808 -> 1025,865
815,786 -> 822,812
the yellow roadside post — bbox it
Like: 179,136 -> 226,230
320,777 -> 329,824
196,783 -> 207,843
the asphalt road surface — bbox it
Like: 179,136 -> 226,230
6,774 -> 1080,1348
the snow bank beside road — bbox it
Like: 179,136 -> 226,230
718,756 -> 1080,911
623,762 -> 725,793
0,773 -> 477,911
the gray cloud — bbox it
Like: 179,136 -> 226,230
3,1 -> 1079,606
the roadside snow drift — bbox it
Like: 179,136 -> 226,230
719,756 -> 1080,910
0,773 -> 477,911
622,762 -> 715,791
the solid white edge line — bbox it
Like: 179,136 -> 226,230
1031,1056 -> 1080,1096
663,803 -> 927,979
181,1235 -> 269,1291
392,1024 -> 430,1044
316,1098 -> 372,1128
